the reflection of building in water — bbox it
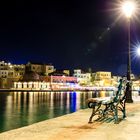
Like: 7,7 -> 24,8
69,92 -> 77,112
66,92 -> 70,112
2,91 -> 113,132
60,92 -> 64,112
100,91 -> 106,97
48,92 -> 54,118
76,92 -> 80,110
4,95 -> 13,130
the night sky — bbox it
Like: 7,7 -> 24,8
0,0 -> 140,75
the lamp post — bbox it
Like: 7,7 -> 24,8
122,1 -> 136,103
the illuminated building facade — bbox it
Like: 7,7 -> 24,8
26,62 -> 55,75
93,71 -> 113,86
14,68 -> 77,90
0,61 -> 25,88
0,61 -> 25,78
73,69 -> 92,85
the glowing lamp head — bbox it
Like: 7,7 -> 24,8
122,1 -> 136,18
137,47 -> 140,56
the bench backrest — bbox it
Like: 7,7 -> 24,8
113,79 -> 126,102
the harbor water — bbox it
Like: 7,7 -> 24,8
0,90 -> 127,133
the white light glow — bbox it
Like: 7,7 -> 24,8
137,47 -> 140,56
122,1 -> 136,18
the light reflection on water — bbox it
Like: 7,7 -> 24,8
0,90 -> 116,132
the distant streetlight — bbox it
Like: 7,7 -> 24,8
122,1 -> 136,103
137,47 -> 140,56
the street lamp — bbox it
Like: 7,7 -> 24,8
137,47 -> 140,56
122,1 -> 136,103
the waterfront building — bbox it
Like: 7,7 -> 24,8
47,70 -> 77,90
131,73 -> 135,80
26,62 -> 55,76
13,64 -> 25,78
0,61 -> 25,88
132,79 -> 140,93
0,61 -> 25,78
63,70 -> 70,76
14,81 -> 49,90
14,68 -> 77,90
14,70 -> 49,89
112,76 -> 122,82
94,71 -> 111,80
73,69 -> 92,85
48,69 -> 69,76
93,71 -> 113,86
0,61 -> 14,78
43,75 -> 77,90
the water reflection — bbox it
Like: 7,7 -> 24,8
0,91 -> 114,132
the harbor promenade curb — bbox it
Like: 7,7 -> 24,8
1,99 -> 140,140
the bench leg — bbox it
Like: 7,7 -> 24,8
123,101 -> 126,118
88,106 -> 95,123
114,105 -> 119,124
120,100 -> 126,118
88,104 -> 101,123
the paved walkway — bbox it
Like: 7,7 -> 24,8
1,100 -> 140,140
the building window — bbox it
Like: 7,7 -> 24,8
48,67 -> 53,70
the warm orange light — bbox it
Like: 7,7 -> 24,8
122,1 -> 136,18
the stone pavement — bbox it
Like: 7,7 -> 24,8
0,99 -> 140,140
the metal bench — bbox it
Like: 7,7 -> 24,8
87,79 -> 126,124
